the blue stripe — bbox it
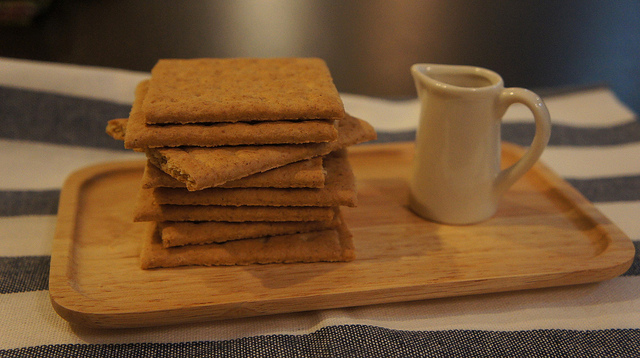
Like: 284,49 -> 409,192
567,176 -> 640,203
0,256 -> 49,294
503,121 -> 640,147
0,85 -> 129,150
2,326 -> 640,357
622,241 -> 640,277
3,85 -> 640,149
372,131 -> 417,144
373,121 -> 640,146
0,190 -> 59,216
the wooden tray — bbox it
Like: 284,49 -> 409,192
50,142 -> 635,328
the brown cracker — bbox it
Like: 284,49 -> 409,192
140,213 -> 355,268
142,58 -> 345,124
152,150 -> 356,207
146,113 -> 376,191
124,81 -> 338,149
133,186 -> 336,222
106,118 -> 126,141
159,213 -> 340,247
142,157 -> 325,189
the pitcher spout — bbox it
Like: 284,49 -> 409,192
410,64 -> 439,99
411,63 -> 503,97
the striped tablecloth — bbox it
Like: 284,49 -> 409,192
1,57 -> 639,357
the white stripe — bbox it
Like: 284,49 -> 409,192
341,94 -> 420,132
342,87 -> 636,133
0,216 -> 56,256
1,58 -> 634,131
0,140 -> 144,190
0,291 -> 322,349
596,202 -> 640,240
540,142 -> 640,179
332,276 -> 640,331
3,277 -> 640,349
0,57 -> 148,104
0,291 -> 84,350
502,87 -> 637,127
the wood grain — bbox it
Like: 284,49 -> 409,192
49,142 -> 635,328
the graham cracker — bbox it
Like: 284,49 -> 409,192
152,150 -> 356,207
124,81 -> 338,149
142,157 -> 325,189
159,213 -> 340,247
146,113 -> 376,191
140,213 -> 355,268
142,58 -> 345,124
106,118 -> 126,141
133,186 -> 336,222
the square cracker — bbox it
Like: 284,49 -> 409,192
124,81 -> 338,149
152,150 -> 356,207
133,185 -> 336,222
159,212 -> 340,247
140,213 -> 355,268
146,114 -> 376,191
142,157 -> 325,189
142,58 -> 345,124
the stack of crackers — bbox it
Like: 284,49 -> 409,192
106,58 -> 376,269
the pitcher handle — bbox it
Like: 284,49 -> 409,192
494,88 -> 551,196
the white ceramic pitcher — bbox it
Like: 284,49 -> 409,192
408,64 -> 551,224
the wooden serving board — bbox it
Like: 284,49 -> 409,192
49,142 -> 635,328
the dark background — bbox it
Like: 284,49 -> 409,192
1,0 -> 639,114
